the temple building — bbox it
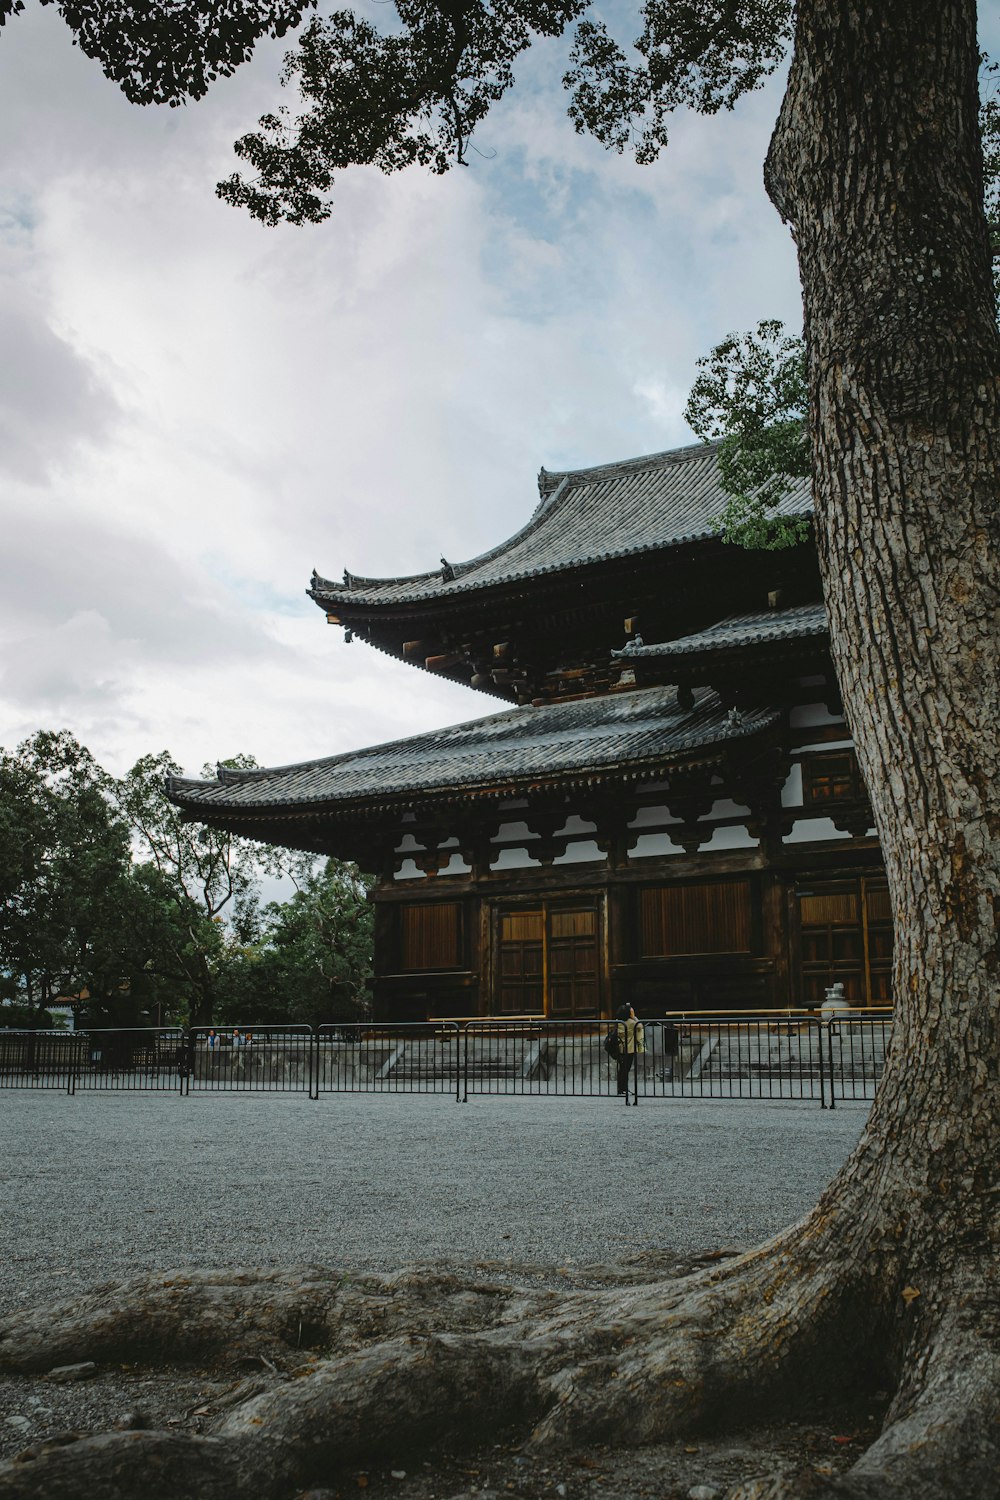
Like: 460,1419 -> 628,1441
169,440 -> 891,1020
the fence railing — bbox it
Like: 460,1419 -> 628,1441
0,1012 -> 893,1108
317,1023 -> 462,1099
189,1026 -> 317,1098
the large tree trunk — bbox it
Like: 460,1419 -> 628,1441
759,0 -> 1000,1487
2,4 -> 998,1498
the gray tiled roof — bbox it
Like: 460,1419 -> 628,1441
310,441 -> 813,609
615,603 -> 828,662
169,687 -> 780,817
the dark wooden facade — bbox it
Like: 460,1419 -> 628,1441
171,441 -> 891,1019
367,741 -> 888,1021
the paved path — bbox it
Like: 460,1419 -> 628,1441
0,1092 -> 868,1316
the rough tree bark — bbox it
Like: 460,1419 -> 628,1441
2,3 -> 998,1497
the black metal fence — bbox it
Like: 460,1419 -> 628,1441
317,1023 -> 462,1098
189,1026 -> 316,1097
0,1012 -> 892,1108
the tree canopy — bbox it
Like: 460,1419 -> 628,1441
682,59 -> 1000,549
2,5 -> 999,1499
218,2 -> 799,223
0,0 -> 314,105
0,732 -> 373,1031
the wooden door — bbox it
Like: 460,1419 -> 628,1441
497,909 -> 544,1014
495,901 -> 602,1016
863,881 -> 893,1004
798,877 -> 893,1007
547,905 -> 600,1017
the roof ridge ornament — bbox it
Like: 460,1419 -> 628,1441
537,466 -> 564,498
440,556 -> 456,581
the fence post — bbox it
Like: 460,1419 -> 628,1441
310,1027 -> 320,1102
825,1020 -> 837,1110
815,1016 -> 827,1110
461,1023 -> 468,1103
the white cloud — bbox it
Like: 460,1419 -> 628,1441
0,3 -> 801,780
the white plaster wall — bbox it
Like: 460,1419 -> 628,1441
700,825 -> 759,851
796,738 -> 854,754
628,803 -> 681,828
395,833 -> 425,853
394,858 -> 427,880
555,813 -> 598,836
780,763 -> 804,808
553,840 -> 606,865
438,852 -> 472,875
789,702 -> 846,729
490,846 -> 542,870
706,797 -> 752,819
628,832 -> 685,858
493,820 -> 538,844
783,817 -> 853,844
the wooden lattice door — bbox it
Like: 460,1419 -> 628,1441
798,877 -> 893,1007
547,905 -> 600,1017
497,909 -> 544,1014
495,901 -> 601,1017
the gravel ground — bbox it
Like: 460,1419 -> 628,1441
0,1089 -> 867,1318
0,1091 -> 873,1495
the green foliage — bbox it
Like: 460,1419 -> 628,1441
0,733 -> 373,1032
217,3 -> 589,225
0,731 -> 145,1022
684,64 -> 1000,553
111,750 -> 265,1026
215,2 -> 798,225
0,1001 -> 61,1029
566,1 -> 792,162
215,1 -> 796,223
217,1 -> 793,223
684,320 -> 809,550
3,2 -> 317,106
1,2 -> 796,214
215,859 -> 373,1026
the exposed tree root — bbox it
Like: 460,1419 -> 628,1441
0,1230 -> 995,1499
0,1263 -> 557,1375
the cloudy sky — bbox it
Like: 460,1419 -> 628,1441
0,4 -> 859,778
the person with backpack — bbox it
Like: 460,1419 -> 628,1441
613,1002 -> 645,1103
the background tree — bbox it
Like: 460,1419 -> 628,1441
0,733 -> 373,1033
683,316 -> 809,548
0,1 -> 316,104
684,59 -> 1000,548
1,5 -> 999,1500
0,731 -> 134,1026
215,858 -> 373,1028
0,732 -> 201,1030
111,750 -> 263,1028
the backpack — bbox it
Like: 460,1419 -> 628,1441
604,1026 -> 621,1060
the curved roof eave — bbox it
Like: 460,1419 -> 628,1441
166,687 -> 781,820
309,440 -> 813,614
613,603 -> 829,665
